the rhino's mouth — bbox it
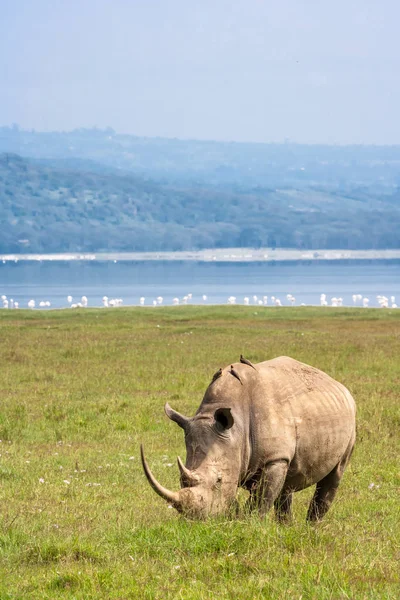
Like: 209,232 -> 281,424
141,445 -> 233,518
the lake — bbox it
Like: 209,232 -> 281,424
0,259 -> 399,309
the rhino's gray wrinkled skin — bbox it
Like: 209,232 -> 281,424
141,356 -> 356,521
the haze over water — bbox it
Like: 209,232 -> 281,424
0,260 -> 399,310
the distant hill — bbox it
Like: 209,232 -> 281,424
0,152 -> 399,253
2,125 -> 400,188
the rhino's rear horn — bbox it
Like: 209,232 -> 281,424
177,456 -> 200,486
165,402 -> 189,430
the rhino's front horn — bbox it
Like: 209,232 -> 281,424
177,456 -> 200,486
164,402 -> 189,430
140,445 -> 181,507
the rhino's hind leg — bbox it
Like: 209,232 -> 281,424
307,436 -> 355,522
306,469 -> 341,522
274,489 -> 293,523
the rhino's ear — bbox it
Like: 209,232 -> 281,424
165,402 -> 189,430
214,408 -> 234,432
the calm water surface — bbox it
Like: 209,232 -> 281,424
0,260 -> 399,309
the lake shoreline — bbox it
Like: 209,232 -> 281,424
2,248 -> 400,263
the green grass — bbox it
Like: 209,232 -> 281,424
0,306 -> 399,599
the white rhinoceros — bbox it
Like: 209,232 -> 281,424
141,355 -> 356,521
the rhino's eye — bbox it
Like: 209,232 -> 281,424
213,474 -> 222,490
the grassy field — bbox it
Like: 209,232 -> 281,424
0,306 -> 399,599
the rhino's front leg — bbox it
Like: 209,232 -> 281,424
250,460 -> 289,518
274,488 -> 293,523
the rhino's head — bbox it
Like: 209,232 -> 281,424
141,364 -> 252,519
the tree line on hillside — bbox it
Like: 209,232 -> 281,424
0,153 -> 399,253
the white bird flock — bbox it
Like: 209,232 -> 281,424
0,292 -> 398,310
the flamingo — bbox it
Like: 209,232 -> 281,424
287,294 -> 295,306
377,295 -> 388,308
108,298 -> 123,307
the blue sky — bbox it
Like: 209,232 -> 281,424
1,0 -> 399,143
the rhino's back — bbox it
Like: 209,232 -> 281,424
253,356 -> 356,488
256,355 -> 355,416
